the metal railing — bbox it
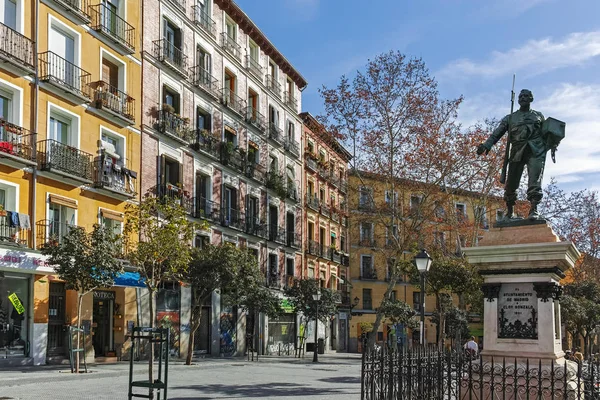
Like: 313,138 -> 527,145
221,88 -> 246,115
246,55 -> 263,79
166,0 -> 185,12
156,109 -> 192,142
339,178 -> 348,193
219,142 -> 244,173
268,225 -> 286,244
90,81 -> 135,121
191,129 -> 219,158
92,151 -> 137,196
358,201 -> 375,212
244,162 -> 266,183
220,33 -> 241,61
0,22 -> 35,70
89,3 -> 135,52
52,0 -> 89,20
360,268 -> 377,280
283,137 -> 300,157
192,5 -> 216,37
189,66 -> 219,98
286,232 -> 300,248
358,238 -> 377,248
245,216 -> 266,238
36,219 -> 83,248
39,51 -> 91,99
307,240 -> 321,257
153,39 -> 188,75
332,251 -> 342,263
0,213 -> 30,248
305,156 -> 317,171
245,106 -> 267,133
305,193 -> 319,210
317,165 -> 329,180
331,211 -> 340,223
320,203 -> 331,217
268,122 -> 282,144
286,183 -> 298,202
0,120 -> 35,162
192,196 -> 219,222
283,91 -> 297,111
265,75 -> 281,98
37,139 -> 93,180
220,208 -> 244,231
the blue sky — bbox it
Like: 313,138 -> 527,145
236,0 -> 600,193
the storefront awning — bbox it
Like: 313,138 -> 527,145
113,271 -> 146,288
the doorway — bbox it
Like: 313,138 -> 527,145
47,282 -> 66,357
92,291 -> 114,357
0,274 -> 29,358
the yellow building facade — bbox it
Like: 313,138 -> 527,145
0,0 -> 142,364
347,172 -> 503,352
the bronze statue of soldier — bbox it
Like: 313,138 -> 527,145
476,89 -> 564,222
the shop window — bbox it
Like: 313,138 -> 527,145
157,282 -> 180,311
362,288 -> 372,310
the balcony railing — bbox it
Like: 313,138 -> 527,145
268,123 -> 283,144
192,5 -> 216,37
36,219 -> 83,248
306,193 -> 319,211
339,178 -> 348,193
358,238 -> 377,248
192,196 -> 220,222
360,268 -> 377,280
286,183 -> 298,202
307,240 -> 321,257
90,81 -> 135,122
153,39 -> 188,76
245,106 -> 267,133
189,66 -> 219,98
166,0 -> 185,12
221,88 -> 246,115
0,22 -> 35,71
358,201 -> 375,212
317,165 -> 329,180
219,142 -> 244,173
268,225 -> 286,244
0,120 -> 35,163
245,216 -> 267,238
320,203 -> 331,217
283,91 -> 297,111
93,149 -> 137,196
220,33 -> 241,61
266,170 -> 286,198
244,162 -> 266,183
37,139 -> 93,180
331,211 -> 340,223
0,212 -> 30,248
39,51 -> 91,100
191,129 -> 220,158
286,232 -> 300,248
89,3 -> 135,53
332,251 -> 342,264
220,208 -> 244,231
341,215 -> 348,227
283,138 -> 300,157
156,109 -> 192,142
266,75 -> 281,98
305,156 -> 317,172
246,55 -> 263,79
50,0 -> 89,21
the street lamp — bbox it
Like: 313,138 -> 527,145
414,249 -> 433,346
312,291 -> 322,362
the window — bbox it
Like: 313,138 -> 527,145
434,201 -> 445,219
307,141 -> 314,154
385,191 -> 398,206
434,231 -> 445,251
286,258 -> 294,276
0,181 -> 17,211
269,155 -> 278,173
0,81 -> 22,140
286,78 -> 294,97
410,195 -> 422,214
319,227 -> 326,250
101,214 -> 122,237
389,291 -> 397,302
475,206 -> 488,228
196,107 -> 211,132
163,18 -> 182,64
330,232 -> 336,249
319,150 -> 326,162
196,46 -> 211,73
286,120 -> 294,142
361,255 -> 374,279
49,19 -> 79,87
101,130 -> 124,160
308,265 -> 315,278
268,253 -> 278,282
2,0 -> 17,30
194,234 -> 208,249
162,86 -> 180,114
225,17 -> 236,41
48,201 -> 76,241
362,288 -> 372,310
456,203 -> 467,221
319,187 -> 325,203
386,225 -> 398,246
157,282 -> 180,311
247,143 -> 259,165
223,186 -> 238,223
249,40 -> 259,63
359,186 -> 373,209
224,125 -> 236,145
413,292 -> 421,311
248,89 -> 258,112
268,61 -> 276,79
48,105 -> 79,148
160,155 -> 181,187
224,70 -> 236,98
307,222 -> 314,240
340,235 -> 346,253
307,181 -> 314,197
268,105 -> 279,126
360,222 -> 373,244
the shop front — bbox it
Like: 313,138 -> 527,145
0,273 -> 29,359
92,290 -> 116,358
267,313 -> 296,355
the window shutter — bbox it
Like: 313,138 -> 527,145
178,161 -> 184,185
100,208 -> 124,222
206,113 -> 212,130
49,194 -> 77,209
159,155 -> 166,186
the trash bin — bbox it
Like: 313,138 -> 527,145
318,339 -> 325,354
306,342 -> 315,352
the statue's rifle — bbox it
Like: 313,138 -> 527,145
500,74 -> 516,185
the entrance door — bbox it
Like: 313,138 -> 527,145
92,292 -> 114,357
47,282 -> 66,357
0,275 -> 29,358
193,306 -> 211,355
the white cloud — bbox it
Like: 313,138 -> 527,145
438,31 -> 600,80
458,83 -> 600,192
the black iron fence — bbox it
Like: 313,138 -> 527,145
221,88 -> 246,115
266,75 -> 281,98
153,39 -> 188,75
361,346 -> 600,400
89,3 -> 135,52
245,106 -> 267,133
39,51 -> 91,99
0,119 -> 35,162
192,5 -> 216,37
37,139 -> 93,180
156,109 -> 192,141
0,22 -> 35,70
220,33 -> 241,61
90,81 -> 135,121
190,66 -> 219,98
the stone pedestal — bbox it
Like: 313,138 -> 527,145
463,222 -> 580,362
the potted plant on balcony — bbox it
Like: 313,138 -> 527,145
162,103 -> 175,114
0,205 -> 7,217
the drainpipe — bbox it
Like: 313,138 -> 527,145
31,0 -> 40,249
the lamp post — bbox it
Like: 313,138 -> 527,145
312,291 -> 322,362
414,249 -> 433,346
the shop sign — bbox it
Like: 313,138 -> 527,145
8,293 -> 25,315
0,249 -> 51,272
281,299 -> 294,313
339,312 -> 347,320
93,291 -> 116,300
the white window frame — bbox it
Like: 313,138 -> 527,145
48,15 -> 81,67
45,193 -> 78,242
496,209 -> 504,221
100,126 -> 126,162
385,190 -> 398,206
0,179 -> 19,212
47,102 -> 80,148
99,47 -> 127,92
1,0 -> 25,33
0,78 -> 23,126
455,202 -> 467,218
359,186 -> 372,207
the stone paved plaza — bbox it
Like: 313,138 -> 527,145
0,354 -> 361,400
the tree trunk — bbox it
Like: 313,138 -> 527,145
76,292 -> 84,374
148,286 -> 156,399
186,304 -> 202,365
367,277 -> 398,350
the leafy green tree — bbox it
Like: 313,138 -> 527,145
41,224 -> 122,373
123,193 -> 196,393
184,244 -> 282,365
562,281 -> 600,357
379,298 -> 419,328
284,279 -> 338,330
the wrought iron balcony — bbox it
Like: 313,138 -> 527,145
221,88 -> 246,116
266,170 -> 286,198
320,203 -> 331,217
305,156 -> 317,172
90,81 -> 135,123
286,231 -> 301,249
36,219 -> 83,248
0,22 -> 35,73
89,3 -> 135,53
329,173 -> 340,188
191,129 -> 219,158
192,5 -> 216,37
37,139 -> 93,181
332,211 -> 340,223
220,208 -> 244,231
245,106 -> 267,133
244,162 -> 266,183
307,240 -> 321,256
265,75 -> 281,98
358,201 -> 375,212
332,251 -> 342,264
220,33 -> 241,61
286,183 -> 298,202
245,216 -> 267,239
219,142 -> 244,173
153,39 -> 188,76
92,149 -> 137,197
268,123 -> 283,144
39,51 -> 91,101
156,109 -> 193,142
305,193 -> 319,211
268,224 -> 286,244
358,238 -> 377,248
341,254 -> 350,266
0,212 -> 31,248
283,138 -> 300,157
339,178 -> 348,193
360,268 -> 377,280
48,0 -> 89,22
189,66 -> 219,98
166,0 -> 185,12
0,120 -> 35,164
246,56 -> 263,79
192,196 -> 220,222
317,165 -> 329,180
283,91 -> 297,111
